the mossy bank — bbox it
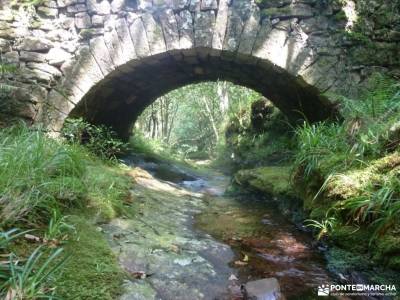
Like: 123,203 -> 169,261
224,74 -> 400,287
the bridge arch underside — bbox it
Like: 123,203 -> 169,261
68,48 -> 336,139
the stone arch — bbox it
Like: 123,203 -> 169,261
40,0 -> 343,138
0,0 -> 350,136
65,48 -> 336,139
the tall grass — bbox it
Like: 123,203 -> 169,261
0,126 -> 86,225
0,125 -> 132,298
295,74 -> 400,240
0,125 -> 132,226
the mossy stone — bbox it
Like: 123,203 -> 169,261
234,166 -> 295,197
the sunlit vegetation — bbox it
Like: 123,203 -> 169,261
293,74 -> 400,269
1,71 -> 400,297
0,125 -> 131,299
134,81 -> 261,160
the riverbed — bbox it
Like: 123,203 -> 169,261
101,158 -> 334,299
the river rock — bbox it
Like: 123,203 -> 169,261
242,278 -> 284,300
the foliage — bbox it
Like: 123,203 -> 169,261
305,215 -> 337,240
294,74 -> 400,245
45,209 -> 76,241
84,159 -> 132,222
2,246 -> 67,299
0,125 -> 132,299
0,125 -> 87,225
1,228 -> 68,300
0,124 -> 132,226
294,122 -> 350,179
220,108 -> 294,170
135,81 -> 261,158
62,118 -> 128,159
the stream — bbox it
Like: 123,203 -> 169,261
102,156 -> 334,300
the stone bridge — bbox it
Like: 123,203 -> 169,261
0,0 -> 389,138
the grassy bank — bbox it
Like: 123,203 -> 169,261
226,74 -> 400,283
0,125 -> 132,299
292,74 -> 400,271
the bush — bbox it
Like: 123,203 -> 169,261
62,118 -> 128,159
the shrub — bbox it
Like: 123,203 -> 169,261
62,118 -> 128,159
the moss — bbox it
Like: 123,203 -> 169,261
323,152 -> 400,201
260,7 -> 292,18
85,160 -> 132,223
326,247 -> 372,274
79,29 -> 96,40
56,214 -> 126,300
372,235 -> 400,264
329,225 -> 370,254
326,246 -> 400,287
234,166 -> 294,197
308,204 -> 332,219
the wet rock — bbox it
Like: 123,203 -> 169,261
234,166 -> 294,197
242,278 -> 284,300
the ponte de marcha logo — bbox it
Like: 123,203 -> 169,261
317,284 -> 397,297
318,285 -> 330,296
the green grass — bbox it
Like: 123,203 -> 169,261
130,132 -> 183,163
0,125 -> 86,226
292,74 -> 400,269
0,125 -> 133,299
0,125 -> 132,226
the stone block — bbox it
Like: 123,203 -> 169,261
75,12 -> 92,29
37,6 -> 59,18
2,51 -> 19,64
20,51 -> 47,63
87,0 -> 111,15
26,62 -> 62,77
47,47 -> 72,66
67,4 -> 87,13
92,15 -> 105,26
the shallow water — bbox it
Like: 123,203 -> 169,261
103,163 -> 333,299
